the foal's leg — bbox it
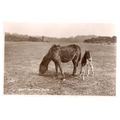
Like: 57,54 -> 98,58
80,65 -> 85,80
89,61 -> 94,75
86,60 -> 90,76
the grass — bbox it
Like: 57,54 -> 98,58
4,41 -> 116,95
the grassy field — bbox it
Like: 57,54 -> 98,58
4,41 -> 116,95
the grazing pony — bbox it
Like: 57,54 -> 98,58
39,44 -> 81,80
80,50 -> 94,80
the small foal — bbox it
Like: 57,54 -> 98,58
80,50 -> 94,80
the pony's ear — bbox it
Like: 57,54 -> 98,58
85,50 -> 90,52
51,44 -> 60,48
56,45 -> 60,47
52,44 -> 57,47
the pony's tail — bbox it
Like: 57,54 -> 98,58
78,52 -> 81,66
79,52 -> 81,61
77,52 -> 81,67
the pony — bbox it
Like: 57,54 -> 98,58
80,50 -> 94,80
39,44 -> 81,80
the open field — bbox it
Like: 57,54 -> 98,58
4,41 -> 116,95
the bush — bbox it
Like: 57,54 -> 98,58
84,36 -> 117,44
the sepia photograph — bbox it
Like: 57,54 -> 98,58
4,23 -> 116,95
1,0 -> 120,120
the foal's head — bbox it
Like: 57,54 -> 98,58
81,50 -> 92,66
84,50 -> 91,61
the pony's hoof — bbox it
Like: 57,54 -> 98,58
90,73 -> 94,77
58,81 -> 61,84
63,78 -> 66,81
72,74 -> 77,77
81,76 -> 85,81
55,76 -> 59,79
58,79 -> 64,84
86,74 -> 89,77
82,78 -> 85,81
39,73 -> 41,76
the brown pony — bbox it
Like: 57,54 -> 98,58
39,44 -> 81,80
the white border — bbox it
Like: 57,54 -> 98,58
0,0 -> 120,120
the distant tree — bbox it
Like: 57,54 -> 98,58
41,36 -> 44,41
112,36 -> 117,42
84,36 -> 117,44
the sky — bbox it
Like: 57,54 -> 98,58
4,23 -> 116,37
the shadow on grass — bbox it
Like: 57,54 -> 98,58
38,70 -> 81,79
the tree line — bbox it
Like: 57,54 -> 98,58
84,36 -> 116,44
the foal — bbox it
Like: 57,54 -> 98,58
80,50 -> 94,80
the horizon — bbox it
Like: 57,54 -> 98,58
4,23 -> 116,38
5,32 -> 115,38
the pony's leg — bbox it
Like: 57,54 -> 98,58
55,62 -> 59,78
57,62 -> 65,80
80,64 -> 83,74
72,59 -> 77,76
72,63 -> 77,76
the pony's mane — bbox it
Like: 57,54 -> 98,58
41,44 -> 60,66
49,44 -> 60,52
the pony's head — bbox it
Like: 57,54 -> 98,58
39,44 -> 60,75
39,62 -> 48,74
39,54 -> 50,74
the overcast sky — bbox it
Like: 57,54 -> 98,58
4,23 -> 115,37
